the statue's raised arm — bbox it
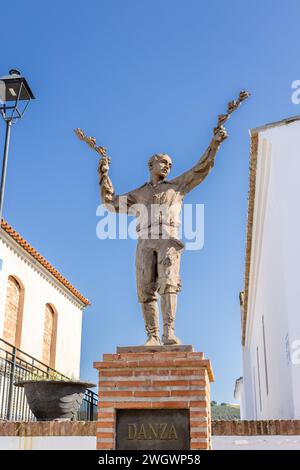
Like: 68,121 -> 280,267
170,125 -> 228,195
97,153 -> 139,213
170,90 -> 250,195
97,156 -> 114,205
74,128 -> 136,213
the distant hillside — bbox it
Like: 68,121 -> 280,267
211,403 -> 240,420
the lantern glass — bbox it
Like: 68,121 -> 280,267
0,72 -> 34,121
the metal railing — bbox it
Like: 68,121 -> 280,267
0,337 -> 98,421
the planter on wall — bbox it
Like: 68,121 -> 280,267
14,380 -> 95,421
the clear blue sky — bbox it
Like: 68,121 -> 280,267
1,0 -> 299,403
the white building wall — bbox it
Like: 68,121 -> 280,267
2,436 -> 300,450
0,436 -> 96,450
241,349 -> 254,418
0,231 -> 84,378
243,119 -> 300,419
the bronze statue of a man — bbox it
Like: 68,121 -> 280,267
98,126 -> 228,346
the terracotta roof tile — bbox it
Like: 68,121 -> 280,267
242,133 -> 258,345
1,219 -> 90,306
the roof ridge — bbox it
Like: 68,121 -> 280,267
251,114 -> 300,134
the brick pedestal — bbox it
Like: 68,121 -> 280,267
94,349 -> 214,450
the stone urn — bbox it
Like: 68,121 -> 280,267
14,380 -> 96,421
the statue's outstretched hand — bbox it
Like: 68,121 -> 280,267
198,126 -> 228,168
213,125 -> 228,146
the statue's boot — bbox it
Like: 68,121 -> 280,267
161,293 -> 182,345
142,301 -> 161,346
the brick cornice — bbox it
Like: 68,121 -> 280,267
94,352 -> 214,382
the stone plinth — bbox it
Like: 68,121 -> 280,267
94,349 -> 214,450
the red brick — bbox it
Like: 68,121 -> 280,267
169,369 -> 206,377
102,354 -> 121,361
115,402 -> 153,409
190,410 -> 208,417
97,411 -> 115,420
173,360 -> 207,368
136,360 -> 176,368
134,369 -> 170,377
189,380 -> 206,386
190,442 -> 209,450
101,380 -> 152,388
150,352 -> 188,360
120,353 -> 154,361
187,352 -> 204,359
191,421 -> 208,429
190,401 -> 208,407
97,422 -> 114,429
151,401 -> 189,409
134,390 -> 169,398
97,442 -> 114,450
97,432 -> 114,439
99,390 -> 133,398
98,401 -> 117,408
152,380 -> 189,387
191,431 -> 209,438
96,360 -> 140,369
100,370 -> 134,377
170,390 -> 206,397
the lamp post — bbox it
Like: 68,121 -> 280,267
0,69 -> 35,221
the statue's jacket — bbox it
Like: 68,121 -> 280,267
100,150 -> 214,241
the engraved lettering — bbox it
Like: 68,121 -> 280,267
148,423 -> 158,440
160,423 -> 168,439
168,424 -> 178,440
127,424 -> 137,440
137,423 -> 147,440
127,422 -> 178,440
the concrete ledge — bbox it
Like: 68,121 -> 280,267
212,420 -> 300,435
0,421 -> 96,436
2,420 -> 300,437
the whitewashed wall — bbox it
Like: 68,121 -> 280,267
243,119 -> 300,419
0,229 -> 85,378
213,436 -> 300,450
0,436 -> 96,450
0,436 -> 300,450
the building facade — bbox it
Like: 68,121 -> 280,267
0,220 -> 89,378
238,115 -> 300,419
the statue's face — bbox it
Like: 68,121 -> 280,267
150,155 -> 172,180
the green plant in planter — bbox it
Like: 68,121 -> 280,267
21,370 -> 78,382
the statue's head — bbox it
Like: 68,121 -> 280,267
148,153 -> 172,181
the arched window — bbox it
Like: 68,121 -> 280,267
42,304 -> 57,368
3,275 -> 24,348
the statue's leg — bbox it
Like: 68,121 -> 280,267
141,300 -> 161,346
157,240 -> 184,345
161,293 -> 181,345
136,239 -> 160,345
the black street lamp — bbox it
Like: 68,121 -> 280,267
0,69 -> 35,220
